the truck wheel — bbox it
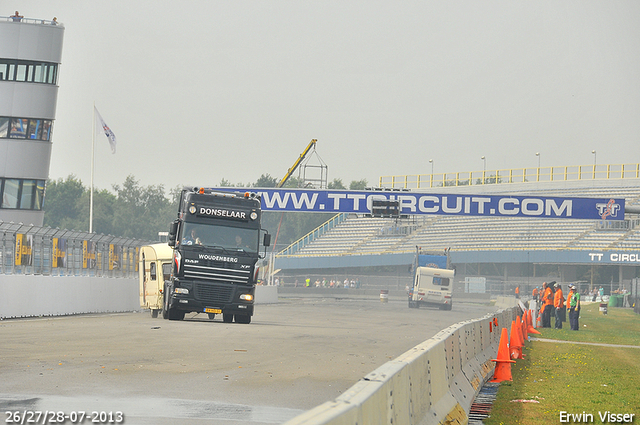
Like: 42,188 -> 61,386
222,313 -> 233,323
235,314 -> 251,324
168,308 -> 185,321
151,309 -> 158,318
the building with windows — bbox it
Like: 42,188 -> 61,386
0,15 -> 64,226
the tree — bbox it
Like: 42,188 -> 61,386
254,174 -> 278,188
77,188 -> 117,235
328,178 -> 346,190
111,175 -> 175,241
44,175 -> 86,230
349,179 -> 368,190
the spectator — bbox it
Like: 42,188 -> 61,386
11,11 -> 24,22
568,284 -> 581,330
553,283 -> 564,329
541,282 -> 554,328
51,17 -> 58,25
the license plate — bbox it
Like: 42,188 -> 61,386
204,308 -> 222,314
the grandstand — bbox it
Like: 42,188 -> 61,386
274,166 -> 640,296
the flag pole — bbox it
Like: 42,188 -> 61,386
90,103 -> 95,233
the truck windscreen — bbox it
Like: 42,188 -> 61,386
180,223 -> 259,253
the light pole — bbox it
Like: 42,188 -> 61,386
429,159 -> 434,188
481,156 -> 486,184
592,150 -> 597,179
536,152 -> 540,168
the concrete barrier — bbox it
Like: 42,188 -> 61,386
255,285 -> 278,304
0,276 -> 280,320
284,308 -> 516,425
0,275 -> 139,319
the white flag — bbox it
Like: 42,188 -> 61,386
95,107 -> 117,154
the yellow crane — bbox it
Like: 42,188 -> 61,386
276,139 -> 317,188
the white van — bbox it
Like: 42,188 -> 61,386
139,243 -> 173,318
408,266 -> 454,310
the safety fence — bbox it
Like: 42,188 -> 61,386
0,15 -> 62,26
0,221 -> 149,278
380,162 -> 640,189
285,305 -> 518,424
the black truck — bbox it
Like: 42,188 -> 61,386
165,187 -> 270,323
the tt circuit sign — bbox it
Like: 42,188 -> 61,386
211,188 -> 625,221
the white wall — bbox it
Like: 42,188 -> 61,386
0,276 -> 279,319
0,275 -> 138,319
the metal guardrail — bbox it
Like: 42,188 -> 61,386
380,163 -> 640,189
278,213 -> 347,256
0,16 -> 62,26
0,221 -> 148,277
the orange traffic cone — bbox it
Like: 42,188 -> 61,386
509,320 -> 523,360
527,309 -> 541,335
516,316 -> 526,358
490,327 -> 516,382
520,314 -> 528,342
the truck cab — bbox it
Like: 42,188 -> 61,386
164,188 -> 270,323
408,266 -> 454,310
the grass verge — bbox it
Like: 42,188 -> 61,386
484,303 -> 640,425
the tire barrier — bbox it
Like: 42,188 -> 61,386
284,307 -> 517,425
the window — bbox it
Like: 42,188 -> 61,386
34,180 -> 45,210
433,277 -> 450,287
0,59 -> 58,84
33,64 -> 44,83
20,180 -> 36,209
10,118 -> 28,138
0,117 -> 53,140
0,179 -> 46,210
47,65 -> 57,84
150,262 -> 157,280
162,263 -> 172,281
42,120 -> 52,140
0,117 -> 8,138
28,119 -> 43,139
16,64 -> 27,81
2,179 -> 20,209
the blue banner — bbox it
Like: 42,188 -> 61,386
210,188 -> 625,220
417,254 -> 448,269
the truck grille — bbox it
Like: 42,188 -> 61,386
183,262 -> 250,284
195,283 -> 234,306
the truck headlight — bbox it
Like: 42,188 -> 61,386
175,287 -> 189,295
240,294 -> 253,301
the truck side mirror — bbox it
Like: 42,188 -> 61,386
263,233 -> 271,247
168,220 -> 179,247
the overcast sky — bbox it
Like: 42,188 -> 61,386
7,1 -> 640,192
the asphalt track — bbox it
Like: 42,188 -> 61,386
0,296 -> 497,424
